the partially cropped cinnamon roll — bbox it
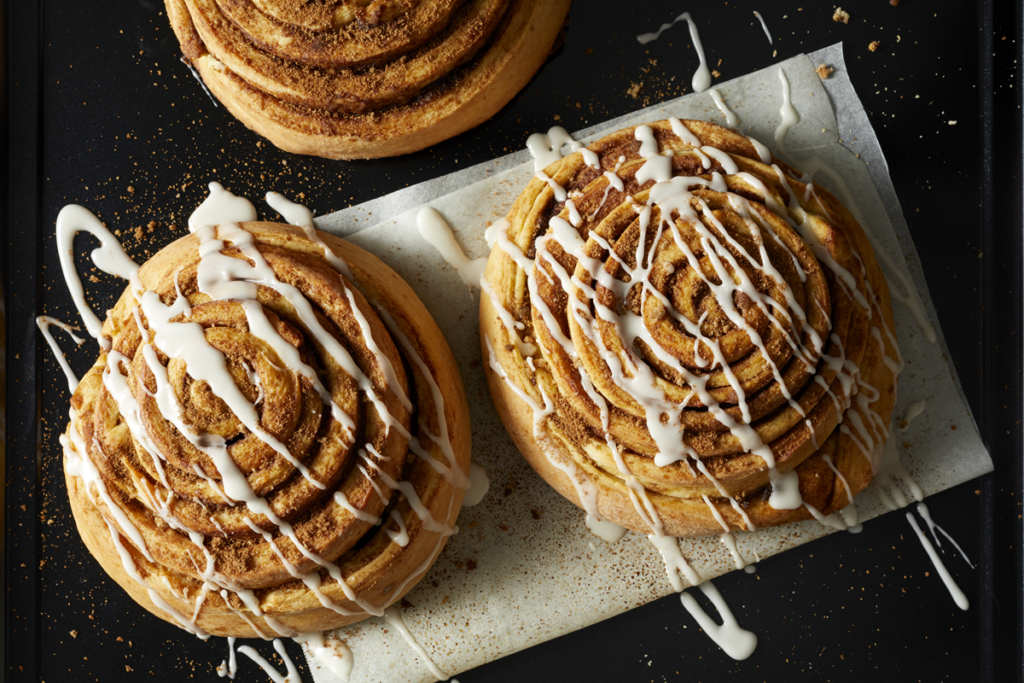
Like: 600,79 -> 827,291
165,0 -> 572,159
481,119 -> 900,538
61,207 -> 471,637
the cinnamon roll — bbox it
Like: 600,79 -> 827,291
481,119 -> 900,538
60,201 -> 471,637
165,0 -> 573,159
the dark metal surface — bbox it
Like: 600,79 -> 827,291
5,1 -> 1021,681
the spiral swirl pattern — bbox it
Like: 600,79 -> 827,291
482,119 -> 899,537
164,0 -> 573,159
65,221 -> 471,637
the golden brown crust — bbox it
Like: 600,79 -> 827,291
164,0 -> 573,159
64,221 -> 471,637
480,119 -> 897,538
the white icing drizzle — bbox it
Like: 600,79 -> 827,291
526,126 -> 594,172
216,636 -> 237,678
648,534 -> 702,591
636,12 -> 712,93
906,511 -> 970,611
702,495 -> 745,569
360,452 -> 457,537
752,11 -> 773,44
333,491 -> 382,524
386,510 -> 411,547
236,639 -> 302,683
104,516 -> 210,638
680,582 -> 758,660
917,502 -> 974,569
153,315 -> 326,489
462,463 -> 490,507
189,181 -> 257,232
55,204 -> 141,350
774,69 -> 800,154
900,399 -> 927,431
374,305 -> 471,491
35,316 -> 85,392
708,89 -> 738,128
480,274 -> 537,357
297,632 -> 354,682
383,607 -> 450,681
585,515 -> 628,543
416,207 -> 488,289
266,191 -> 354,280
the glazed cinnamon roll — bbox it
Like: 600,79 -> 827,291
481,119 -> 900,538
59,198 -> 471,637
165,0 -> 573,159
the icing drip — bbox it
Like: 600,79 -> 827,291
383,607 -> 450,681
900,399 -> 927,431
680,582 -> 758,660
752,11 -> 773,44
236,640 -> 302,683
297,632 -> 354,682
416,207 -> 488,288
774,69 -> 800,154
917,502 -> 974,569
526,126 -> 593,172
35,316 -> 85,392
636,12 -> 711,93
55,204 -> 141,350
462,463 -> 490,507
189,181 -> 257,232
215,637 -> 238,678
585,515 -> 627,543
906,511 -> 970,611
708,89 -> 738,128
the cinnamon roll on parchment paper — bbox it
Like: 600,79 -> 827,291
481,118 -> 899,539
59,191 -> 471,638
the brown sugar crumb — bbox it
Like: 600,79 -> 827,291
833,7 -> 850,23
868,40 -> 881,52
711,69 -> 721,78
70,630 -> 78,638
626,81 -> 642,99
127,186 -> 135,194
889,0 -> 900,5
816,63 -> 835,79
169,223 -> 179,231
88,274 -> 100,283
147,220 -> 157,232
134,225 -> 146,241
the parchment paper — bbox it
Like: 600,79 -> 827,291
303,44 -> 993,683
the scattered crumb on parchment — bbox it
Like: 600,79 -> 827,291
816,63 -> 834,79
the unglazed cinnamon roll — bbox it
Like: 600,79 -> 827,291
481,119 -> 900,539
58,190 -> 471,637
165,0 -> 572,159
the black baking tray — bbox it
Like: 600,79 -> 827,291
5,1 -> 1022,681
